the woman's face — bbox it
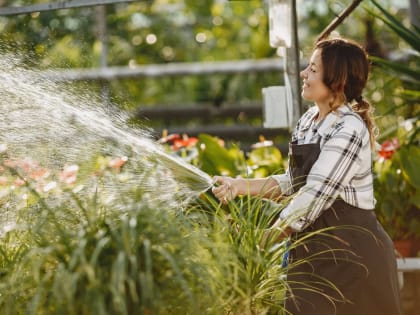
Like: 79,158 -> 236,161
300,48 -> 332,105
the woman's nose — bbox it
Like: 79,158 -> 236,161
300,70 -> 306,79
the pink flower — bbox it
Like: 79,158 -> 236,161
13,178 -> 26,187
108,156 -> 128,170
59,165 -> 79,185
3,159 -> 48,181
0,176 -> 8,185
29,167 -> 50,181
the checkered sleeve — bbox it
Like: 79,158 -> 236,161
280,125 -> 364,231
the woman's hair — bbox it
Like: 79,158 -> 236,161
315,38 -> 376,148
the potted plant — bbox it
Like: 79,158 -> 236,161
373,132 -> 420,256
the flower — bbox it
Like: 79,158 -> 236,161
0,176 -> 8,186
59,164 -> 79,185
172,135 -> 198,151
158,133 -> 181,145
108,156 -> 128,170
377,137 -> 400,160
158,133 -> 198,151
374,138 -> 420,241
251,136 -> 274,149
2,158 -> 49,181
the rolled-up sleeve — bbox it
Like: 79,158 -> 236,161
271,172 -> 293,196
280,127 -> 364,231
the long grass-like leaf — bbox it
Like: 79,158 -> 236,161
139,238 -> 155,311
111,251 -> 129,315
89,236 -> 110,266
155,246 -> 198,313
68,189 -> 93,228
368,0 -> 420,51
370,56 -> 420,82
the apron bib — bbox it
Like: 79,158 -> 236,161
284,141 -> 402,315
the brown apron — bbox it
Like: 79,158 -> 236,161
284,140 -> 402,315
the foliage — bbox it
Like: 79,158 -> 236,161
1,131 -> 348,314
374,133 -> 420,240
0,141 -> 295,314
159,132 -> 286,178
0,150 -> 225,314
367,0 -> 420,123
365,0 -> 420,241
197,193 -> 290,314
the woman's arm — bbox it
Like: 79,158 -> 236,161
212,176 -> 282,203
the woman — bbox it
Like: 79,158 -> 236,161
212,38 -> 402,315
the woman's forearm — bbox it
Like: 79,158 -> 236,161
212,176 -> 283,203
235,177 -> 282,200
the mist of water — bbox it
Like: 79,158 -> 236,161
0,54 -> 213,220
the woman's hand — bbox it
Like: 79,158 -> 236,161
211,176 -> 244,204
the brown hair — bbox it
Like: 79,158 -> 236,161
315,38 -> 376,148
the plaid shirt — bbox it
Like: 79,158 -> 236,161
272,104 -> 376,231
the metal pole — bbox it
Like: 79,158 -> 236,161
0,0 -> 137,16
409,0 -> 420,28
43,59 -> 286,81
95,5 -> 110,105
285,0 -> 301,125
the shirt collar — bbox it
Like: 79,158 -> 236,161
317,104 -> 354,136
299,107 -> 319,132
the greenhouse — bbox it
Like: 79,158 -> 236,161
0,0 -> 418,314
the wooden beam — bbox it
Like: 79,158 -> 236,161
317,0 -> 364,42
0,0 -> 137,16
136,104 -> 263,120
43,58 -> 284,81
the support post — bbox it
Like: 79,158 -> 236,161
285,0 -> 301,125
95,5 -> 110,105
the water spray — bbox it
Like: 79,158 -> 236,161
0,54 -> 214,210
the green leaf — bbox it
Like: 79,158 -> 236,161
247,146 -> 284,177
369,0 -> 420,52
399,145 -> 420,189
197,133 -> 240,176
370,56 -> 420,83
410,191 -> 420,208
248,146 -> 282,167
